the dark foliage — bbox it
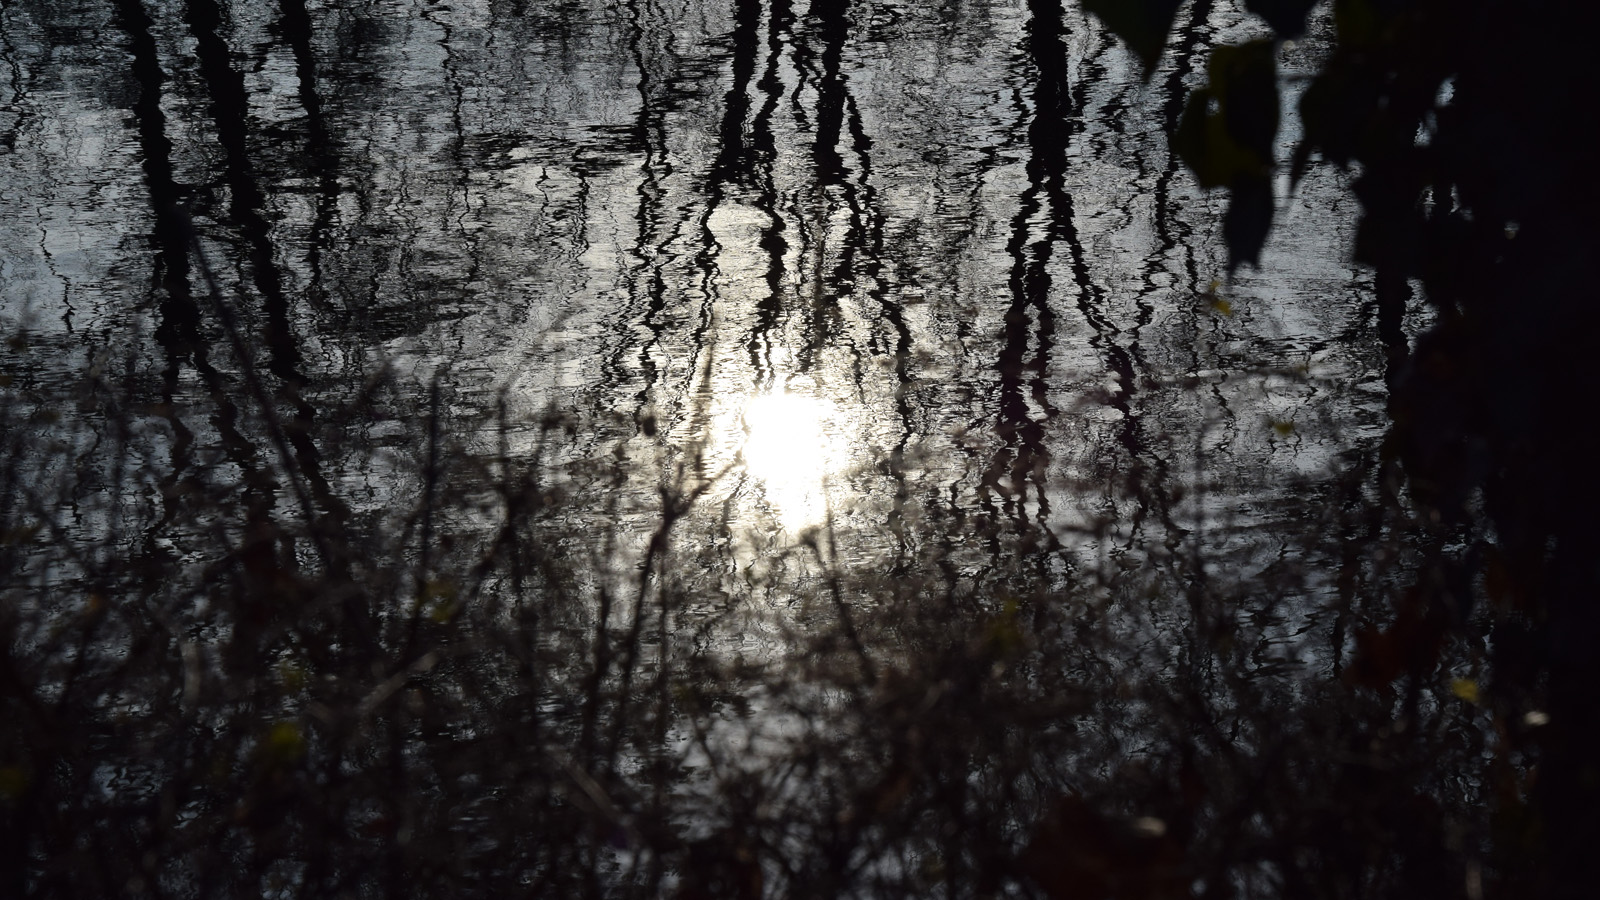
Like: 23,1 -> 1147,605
1088,0 -> 1600,895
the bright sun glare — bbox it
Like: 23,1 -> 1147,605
740,391 -> 831,531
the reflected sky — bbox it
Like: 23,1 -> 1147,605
0,0 -> 1391,586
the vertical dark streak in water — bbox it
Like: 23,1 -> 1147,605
391,172 -> 421,309
784,0 -> 815,135
3,17 -> 66,329
182,0 -> 292,373
681,0 -> 760,454
323,2 -> 384,350
423,0 -> 483,363
570,172 -> 596,387
1128,0 -> 1218,544
626,0 -> 695,834
182,0 -> 347,523
607,0 -> 694,436
1146,0 -> 1213,279
281,0 -> 347,840
708,0 -> 758,184
351,142 -> 385,335
740,0 -> 791,387
36,211 -> 73,333
840,89 -> 906,372
987,0 -> 1083,543
820,14 -> 919,556
963,58 -> 1033,559
112,0 -> 259,490
1111,2 -> 1235,567
0,1 -> 28,154
1143,0 -> 1215,332
276,0 -> 342,322
277,0 -> 330,158
808,0 -> 846,185
785,0 -> 839,375
1373,270 -> 1410,391
840,94 -> 916,459
937,123 -> 1012,574
617,0 -> 671,421
792,1 -> 918,561
1019,0 -> 1183,555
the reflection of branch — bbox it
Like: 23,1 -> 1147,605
180,208 -> 335,571
815,482 -> 877,686
607,459 -> 733,762
356,651 -> 440,719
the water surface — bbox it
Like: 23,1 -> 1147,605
0,0 -> 1388,601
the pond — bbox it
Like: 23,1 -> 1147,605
1,0 -> 1388,572
1,2 -> 1471,897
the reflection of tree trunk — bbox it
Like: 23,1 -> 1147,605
113,0 -> 260,482
741,0 -> 790,383
278,0 -> 341,319
606,8 -> 689,841
278,0 -> 330,157
1144,1 -> 1218,541
990,0 -> 1076,530
810,0 -> 848,181
182,0 -> 348,528
679,0 -> 762,458
110,2 -> 280,892
691,0 -> 763,331
183,0 -> 296,381
813,0 -> 919,546
612,0 -> 679,422
708,0 -> 759,183
0,2 -> 28,154
803,0 -> 900,364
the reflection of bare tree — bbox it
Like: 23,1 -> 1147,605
0,0 -> 31,154
111,0 -> 267,522
0,2 -> 1495,897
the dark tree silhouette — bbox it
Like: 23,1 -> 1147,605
1085,2 -> 1600,895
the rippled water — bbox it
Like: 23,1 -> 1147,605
1,0 -> 1390,590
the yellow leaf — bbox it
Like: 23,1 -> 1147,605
422,577 -> 458,601
1,523 -> 41,545
277,660 -> 307,692
1451,678 -> 1480,704
264,721 -> 306,764
0,766 -> 29,800
982,599 -> 1024,658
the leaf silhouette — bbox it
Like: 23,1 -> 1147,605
1081,0 -> 1185,78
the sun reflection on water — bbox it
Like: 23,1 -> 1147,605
739,390 -> 834,533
